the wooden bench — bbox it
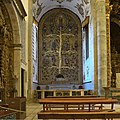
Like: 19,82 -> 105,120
38,97 -> 119,119
39,97 -> 116,111
38,110 -> 120,119
45,103 -> 104,110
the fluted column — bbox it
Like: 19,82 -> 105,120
96,0 -> 107,96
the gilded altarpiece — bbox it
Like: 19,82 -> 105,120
0,1 -> 15,99
39,9 -> 82,85
110,0 -> 120,87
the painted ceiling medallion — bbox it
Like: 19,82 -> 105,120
51,0 -> 73,4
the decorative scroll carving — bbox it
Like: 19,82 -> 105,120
36,2 -> 45,18
50,0 -> 73,4
83,0 -> 89,5
33,1 -> 45,18
110,0 -> 120,19
51,0 -> 65,3
75,3 -> 84,18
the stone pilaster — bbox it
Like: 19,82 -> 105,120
96,0 -> 107,96
14,46 -> 21,96
90,0 -> 98,95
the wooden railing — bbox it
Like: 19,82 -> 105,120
35,89 -> 88,99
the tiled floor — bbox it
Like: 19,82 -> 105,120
24,102 -> 42,120
24,102 -> 120,120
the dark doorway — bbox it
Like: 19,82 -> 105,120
110,22 -> 120,87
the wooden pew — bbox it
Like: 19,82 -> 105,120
45,104 -> 104,110
39,97 -> 115,111
38,97 -> 119,119
44,97 -> 106,110
38,111 -> 120,119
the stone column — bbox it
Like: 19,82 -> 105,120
106,0 -> 112,87
27,0 -> 33,101
96,0 -> 107,96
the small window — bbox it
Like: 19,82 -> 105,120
83,24 -> 89,59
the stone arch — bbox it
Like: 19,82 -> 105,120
3,0 -> 20,44
0,0 -> 20,98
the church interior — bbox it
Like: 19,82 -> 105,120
0,0 -> 120,119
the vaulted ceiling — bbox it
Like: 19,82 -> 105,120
33,0 -> 90,22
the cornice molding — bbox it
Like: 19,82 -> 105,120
9,44 -> 22,48
13,0 -> 27,18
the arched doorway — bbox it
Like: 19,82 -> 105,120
38,8 -> 83,89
